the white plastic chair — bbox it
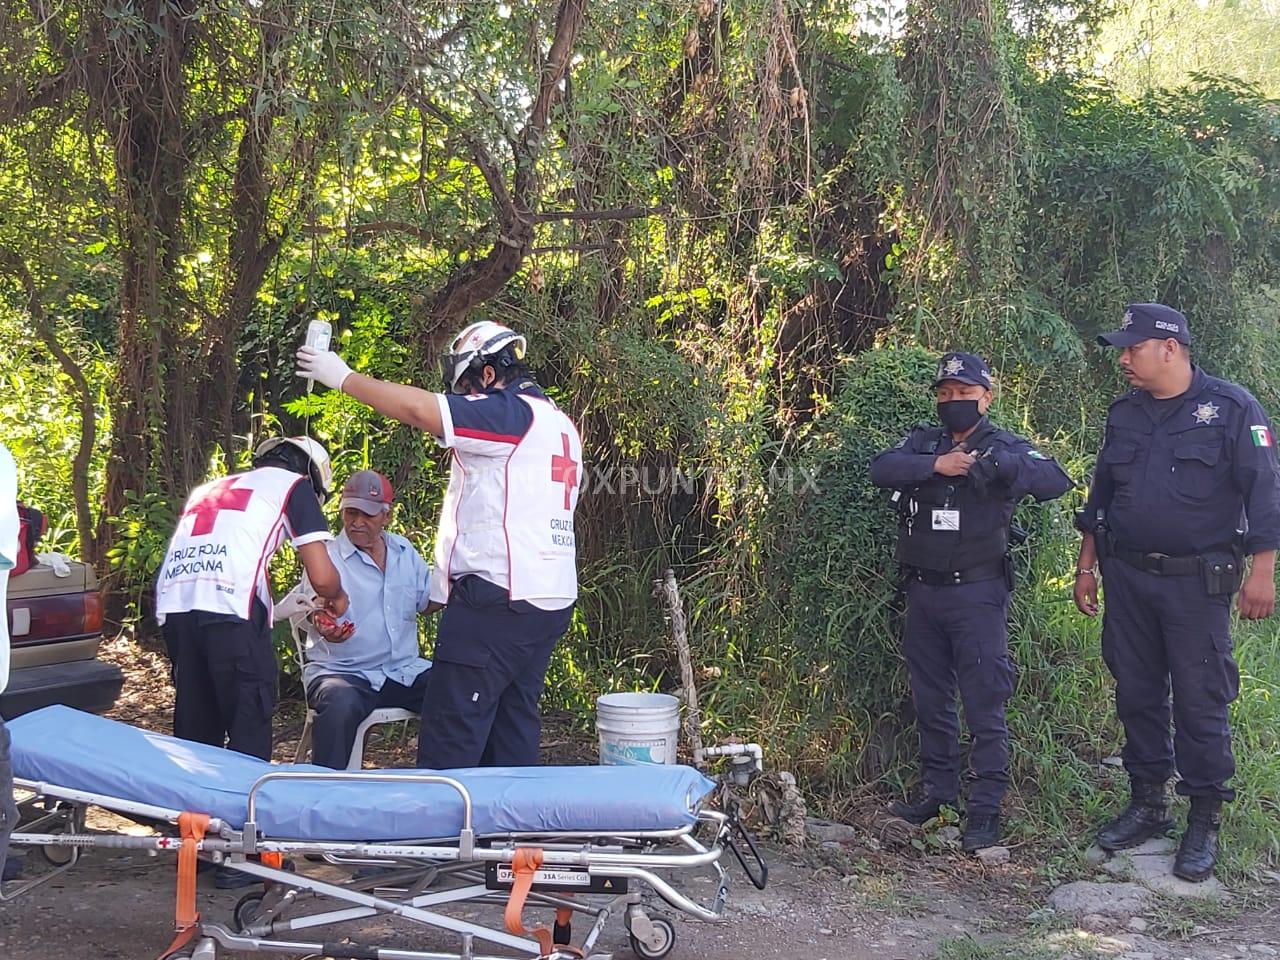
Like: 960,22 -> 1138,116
290,623 -> 416,770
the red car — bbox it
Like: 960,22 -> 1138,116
2,559 -> 122,719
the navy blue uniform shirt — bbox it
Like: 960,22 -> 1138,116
1082,366 -> 1280,557
871,418 -> 1073,571
441,378 -> 546,443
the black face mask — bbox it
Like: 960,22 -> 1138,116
937,399 -> 982,434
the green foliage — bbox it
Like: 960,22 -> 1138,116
1025,76 -> 1280,372
1096,0 -> 1280,98
898,0 -> 1030,307
786,346 -> 935,698
931,933 -> 1061,960
0,311 -> 110,551
3,0 -> 1280,885
104,492 -> 180,616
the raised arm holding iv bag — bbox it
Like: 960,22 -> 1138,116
303,319 -> 332,393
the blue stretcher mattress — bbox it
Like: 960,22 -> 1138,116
8,706 -> 718,842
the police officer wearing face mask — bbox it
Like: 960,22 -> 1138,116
871,352 -> 1073,852
1075,303 -> 1280,882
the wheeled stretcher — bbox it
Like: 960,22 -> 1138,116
4,706 -> 768,959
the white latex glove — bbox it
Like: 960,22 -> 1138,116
273,583 -> 319,624
296,346 -> 353,392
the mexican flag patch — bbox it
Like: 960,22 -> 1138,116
1251,425 -> 1272,447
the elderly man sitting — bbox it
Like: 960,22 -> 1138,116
279,470 -> 434,769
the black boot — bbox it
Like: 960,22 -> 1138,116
1096,779 -> 1174,851
887,788 -> 955,825
962,811 -> 1002,852
1173,797 -> 1222,882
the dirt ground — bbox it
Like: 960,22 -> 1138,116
0,634 -> 1277,960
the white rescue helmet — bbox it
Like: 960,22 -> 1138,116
253,436 -> 334,500
441,320 -> 527,393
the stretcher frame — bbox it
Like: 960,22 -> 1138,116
5,767 -> 767,960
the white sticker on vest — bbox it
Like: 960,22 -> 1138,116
931,509 -> 960,531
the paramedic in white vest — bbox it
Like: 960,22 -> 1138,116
155,437 -> 349,761
297,321 -> 582,768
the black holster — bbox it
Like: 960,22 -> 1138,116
1200,547 -> 1244,596
1095,526 -> 1112,562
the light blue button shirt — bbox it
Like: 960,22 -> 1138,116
300,530 -> 432,691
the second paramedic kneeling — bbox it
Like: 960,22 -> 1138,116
296,321 -> 582,768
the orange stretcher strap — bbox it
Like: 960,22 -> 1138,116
504,848 -> 555,956
502,849 -> 584,958
155,810 -> 211,960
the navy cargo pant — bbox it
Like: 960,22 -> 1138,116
0,718 -> 17,880
417,576 -> 573,769
1100,558 -> 1238,801
307,670 -> 431,769
163,610 -> 277,761
903,576 -> 1015,813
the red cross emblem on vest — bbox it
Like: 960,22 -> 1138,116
185,477 -> 253,536
550,433 -> 578,511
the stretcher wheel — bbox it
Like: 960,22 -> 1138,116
232,891 -> 266,931
38,802 -> 83,866
41,842 -> 75,867
627,914 -> 675,960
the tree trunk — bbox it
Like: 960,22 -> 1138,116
98,1 -> 195,578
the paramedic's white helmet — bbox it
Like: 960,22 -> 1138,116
253,436 -> 334,500
441,320 -> 527,393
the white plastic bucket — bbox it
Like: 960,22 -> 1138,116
596,692 -> 680,766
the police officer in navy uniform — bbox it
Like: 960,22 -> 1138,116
1074,303 -> 1280,882
872,352 -> 1073,851
297,321 -> 582,769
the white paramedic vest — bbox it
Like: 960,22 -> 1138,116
431,394 -> 582,606
155,466 -> 315,624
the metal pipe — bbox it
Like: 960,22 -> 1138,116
12,779 -> 226,832
201,923 -> 532,960
245,771 -> 474,835
695,742 -> 763,772
211,862 -> 542,953
598,865 -> 727,921
9,832 -> 220,852
252,838 -> 725,872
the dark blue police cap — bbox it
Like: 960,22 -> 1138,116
1097,303 -> 1191,347
931,351 -> 993,389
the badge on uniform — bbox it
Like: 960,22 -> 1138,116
1251,424 -> 1273,447
931,509 -> 960,531
1193,402 -> 1220,425
1027,449 -> 1048,460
